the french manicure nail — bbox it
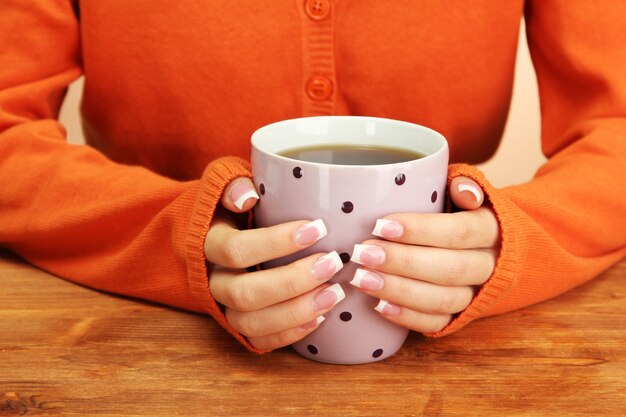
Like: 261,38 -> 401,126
311,251 -> 343,281
458,183 -> 482,203
372,219 -> 404,239
294,219 -> 327,246
300,315 -> 325,330
351,244 -> 386,266
350,268 -> 384,291
230,182 -> 260,210
374,299 -> 402,316
314,283 -> 346,311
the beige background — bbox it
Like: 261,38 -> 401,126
59,24 -> 545,189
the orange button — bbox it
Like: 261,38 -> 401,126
304,0 -> 331,20
306,75 -> 333,100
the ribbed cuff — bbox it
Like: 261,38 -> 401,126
425,163 -> 519,337
185,156 -> 265,354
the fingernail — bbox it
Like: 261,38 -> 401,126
230,182 -> 260,210
457,183 -> 482,203
372,219 -> 404,238
314,283 -> 346,311
350,268 -> 384,291
300,315 -> 325,330
374,299 -> 401,316
351,244 -> 385,266
294,219 -> 327,246
311,251 -> 343,281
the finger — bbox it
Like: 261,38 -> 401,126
351,242 -> 496,286
248,317 -> 326,351
349,269 -> 475,315
449,176 -> 484,210
372,207 -> 500,249
210,251 -> 343,311
373,300 -> 452,334
221,177 -> 259,213
225,284 -> 346,337
204,217 -> 327,268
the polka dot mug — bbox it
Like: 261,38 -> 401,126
251,116 -> 449,364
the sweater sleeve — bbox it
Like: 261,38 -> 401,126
0,0 -> 257,351
429,1 -> 626,337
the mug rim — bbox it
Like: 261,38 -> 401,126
251,115 -> 448,168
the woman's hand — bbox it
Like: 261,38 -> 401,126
204,178 -> 345,351
349,176 -> 500,333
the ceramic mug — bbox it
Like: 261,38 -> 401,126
251,116 -> 449,364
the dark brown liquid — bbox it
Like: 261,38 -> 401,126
279,144 -> 426,165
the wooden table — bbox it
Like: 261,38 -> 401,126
1,252 -> 624,417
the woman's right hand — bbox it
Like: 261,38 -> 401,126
204,177 -> 345,351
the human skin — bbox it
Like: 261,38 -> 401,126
206,176 -> 499,351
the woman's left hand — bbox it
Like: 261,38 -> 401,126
349,176 -> 500,333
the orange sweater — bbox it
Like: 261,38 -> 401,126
1,1 -> 625,353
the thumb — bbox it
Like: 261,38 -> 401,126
221,177 -> 259,213
449,176 -> 484,210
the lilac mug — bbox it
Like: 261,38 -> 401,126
251,116 -> 449,364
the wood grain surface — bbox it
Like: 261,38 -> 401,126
1,251 -> 624,417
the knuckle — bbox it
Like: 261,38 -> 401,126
480,208 -> 499,237
273,330 -> 298,349
248,337 -> 268,351
262,223 -> 296,256
283,304 -> 306,328
475,252 -> 496,284
266,227 -> 288,253
434,316 -> 452,333
436,290 -> 460,314
225,309 -> 244,334
221,235 -> 247,269
228,310 -> 256,337
282,263 -> 305,298
444,257 -> 469,281
449,220 -> 470,248
284,274 -> 302,300
393,276 -> 413,302
396,246 -> 414,273
228,281 -> 256,312
424,315 -> 451,333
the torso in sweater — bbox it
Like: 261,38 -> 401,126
77,0 -> 523,180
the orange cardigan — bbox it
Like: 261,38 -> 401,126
1,1 -> 625,353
